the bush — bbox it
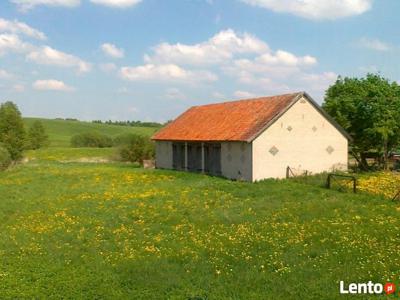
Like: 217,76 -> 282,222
0,101 -> 26,160
115,134 -> 154,164
0,144 -> 11,171
71,132 -> 113,148
27,120 -> 49,150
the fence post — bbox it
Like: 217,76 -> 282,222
286,166 -> 290,179
326,173 -> 357,193
326,174 -> 331,189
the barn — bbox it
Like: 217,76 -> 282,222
152,92 -> 350,182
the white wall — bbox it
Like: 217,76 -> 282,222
221,142 -> 252,181
155,141 -> 173,169
252,97 -> 348,181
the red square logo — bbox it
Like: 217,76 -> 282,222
384,283 -> 395,295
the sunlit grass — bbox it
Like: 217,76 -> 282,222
1,160 -> 400,298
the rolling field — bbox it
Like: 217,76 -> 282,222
0,159 -> 399,299
23,118 -> 158,148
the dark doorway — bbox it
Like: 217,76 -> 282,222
172,143 -> 185,170
204,143 -> 221,176
187,143 -> 202,172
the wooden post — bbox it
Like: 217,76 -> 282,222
201,142 -> 205,173
184,142 -> 188,171
326,174 -> 331,189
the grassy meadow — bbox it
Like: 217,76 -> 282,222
23,117 -> 158,162
1,118 -> 399,298
23,117 -> 158,148
1,158 -> 400,299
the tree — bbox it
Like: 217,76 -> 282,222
323,74 -> 400,170
27,120 -> 49,150
0,101 -> 26,160
116,134 -> 155,164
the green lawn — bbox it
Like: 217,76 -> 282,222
23,117 -> 159,148
0,160 -> 399,299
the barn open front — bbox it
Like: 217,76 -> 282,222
172,142 -> 222,176
153,92 -> 350,181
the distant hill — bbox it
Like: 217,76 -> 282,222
23,118 -> 160,148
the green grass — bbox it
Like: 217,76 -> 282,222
0,160 -> 399,299
23,118 -> 159,148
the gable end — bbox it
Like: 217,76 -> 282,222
246,92 -> 352,142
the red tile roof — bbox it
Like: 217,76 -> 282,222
152,92 -> 303,142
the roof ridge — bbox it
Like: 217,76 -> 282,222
190,92 -> 303,109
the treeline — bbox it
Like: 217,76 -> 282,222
70,132 -> 154,164
92,120 -> 163,128
0,102 -> 48,170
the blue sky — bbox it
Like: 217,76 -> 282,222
0,0 -> 398,122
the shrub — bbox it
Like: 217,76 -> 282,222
115,133 -> 155,164
0,144 -> 11,171
0,101 -> 26,160
27,120 -> 49,150
70,132 -> 113,148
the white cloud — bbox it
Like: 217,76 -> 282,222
27,46 -> 91,73
358,37 -> 392,51
33,79 -> 74,91
120,29 -> 334,101
225,50 -> 317,83
233,90 -> 258,99
101,43 -> 124,58
11,0 -> 80,11
250,50 -> 317,68
120,64 -> 217,82
145,29 -> 269,66
90,0 -> 142,8
0,34 -> 32,56
222,40 -> 334,100
0,18 -> 46,40
99,62 -> 117,72
0,69 -> 13,79
241,0 -> 372,20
